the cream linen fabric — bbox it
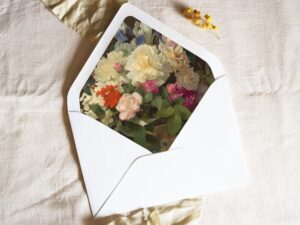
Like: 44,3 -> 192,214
1,1 -> 300,225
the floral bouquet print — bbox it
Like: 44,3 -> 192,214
80,17 -> 214,153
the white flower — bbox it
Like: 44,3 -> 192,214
101,110 -> 114,125
80,89 -> 104,110
94,51 -> 128,86
175,66 -> 200,91
159,36 -> 189,71
80,87 -> 105,119
116,92 -> 143,121
125,44 -> 169,86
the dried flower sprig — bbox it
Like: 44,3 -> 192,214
182,7 -> 219,39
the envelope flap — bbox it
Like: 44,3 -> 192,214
96,76 -> 249,217
68,111 -> 150,216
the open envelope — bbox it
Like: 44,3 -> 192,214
67,3 -> 249,218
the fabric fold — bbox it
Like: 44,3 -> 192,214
40,0 -> 127,40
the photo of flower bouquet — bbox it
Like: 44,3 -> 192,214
80,17 -> 215,153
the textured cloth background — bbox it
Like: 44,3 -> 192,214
1,0 -> 300,225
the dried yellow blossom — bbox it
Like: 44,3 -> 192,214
204,14 -> 212,23
182,7 -> 219,38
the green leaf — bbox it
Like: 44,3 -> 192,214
172,97 -> 184,105
133,129 -> 146,145
82,84 -> 92,95
167,113 -> 182,136
151,96 -> 163,110
174,104 -> 191,120
162,99 -> 170,107
119,124 -> 134,137
157,106 -> 175,118
143,134 -> 161,153
119,122 -> 146,145
186,50 -> 196,65
86,75 -> 95,85
89,104 -> 105,118
122,83 -> 135,93
135,88 -> 145,96
144,123 -> 154,131
161,87 -> 169,100
144,92 -> 153,103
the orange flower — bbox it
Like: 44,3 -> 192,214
97,85 -> 121,109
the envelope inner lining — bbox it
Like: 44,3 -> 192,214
79,16 -> 215,153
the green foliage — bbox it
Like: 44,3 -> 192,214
186,50 -> 196,65
174,104 -> 191,120
122,83 -> 135,93
144,92 -> 153,103
135,88 -> 145,96
151,95 -> 163,110
143,134 -> 161,153
157,106 -> 175,118
82,84 -> 92,95
144,122 -> 154,132
119,121 -> 162,152
172,96 -> 184,105
119,122 -> 146,145
89,104 -> 105,118
167,113 -> 182,136
161,87 -> 169,101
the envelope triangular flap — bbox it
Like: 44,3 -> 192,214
97,76 -> 249,217
68,112 -> 150,216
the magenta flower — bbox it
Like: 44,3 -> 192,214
166,83 -> 198,110
142,80 -> 159,94
182,91 -> 198,110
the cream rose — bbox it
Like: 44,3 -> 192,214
175,66 -> 200,91
125,44 -> 169,86
94,51 -> 128,86
116,92 -> 143,121
159,37 -> 189,71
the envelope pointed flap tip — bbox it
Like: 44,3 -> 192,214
68,112 -> 150,216
96,77 -> 249,217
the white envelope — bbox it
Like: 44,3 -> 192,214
67,3 -> 249,218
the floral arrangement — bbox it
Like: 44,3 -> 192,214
80,18 -> 214,153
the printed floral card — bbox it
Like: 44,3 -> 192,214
79,17 -> 215,153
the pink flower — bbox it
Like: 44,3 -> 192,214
167,83 -> 181,101
142,80 -> 159,94
113,63 -> 123,73
166,83 -> 177,94
166,83 -> 198,110
116,92 -> 143,121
